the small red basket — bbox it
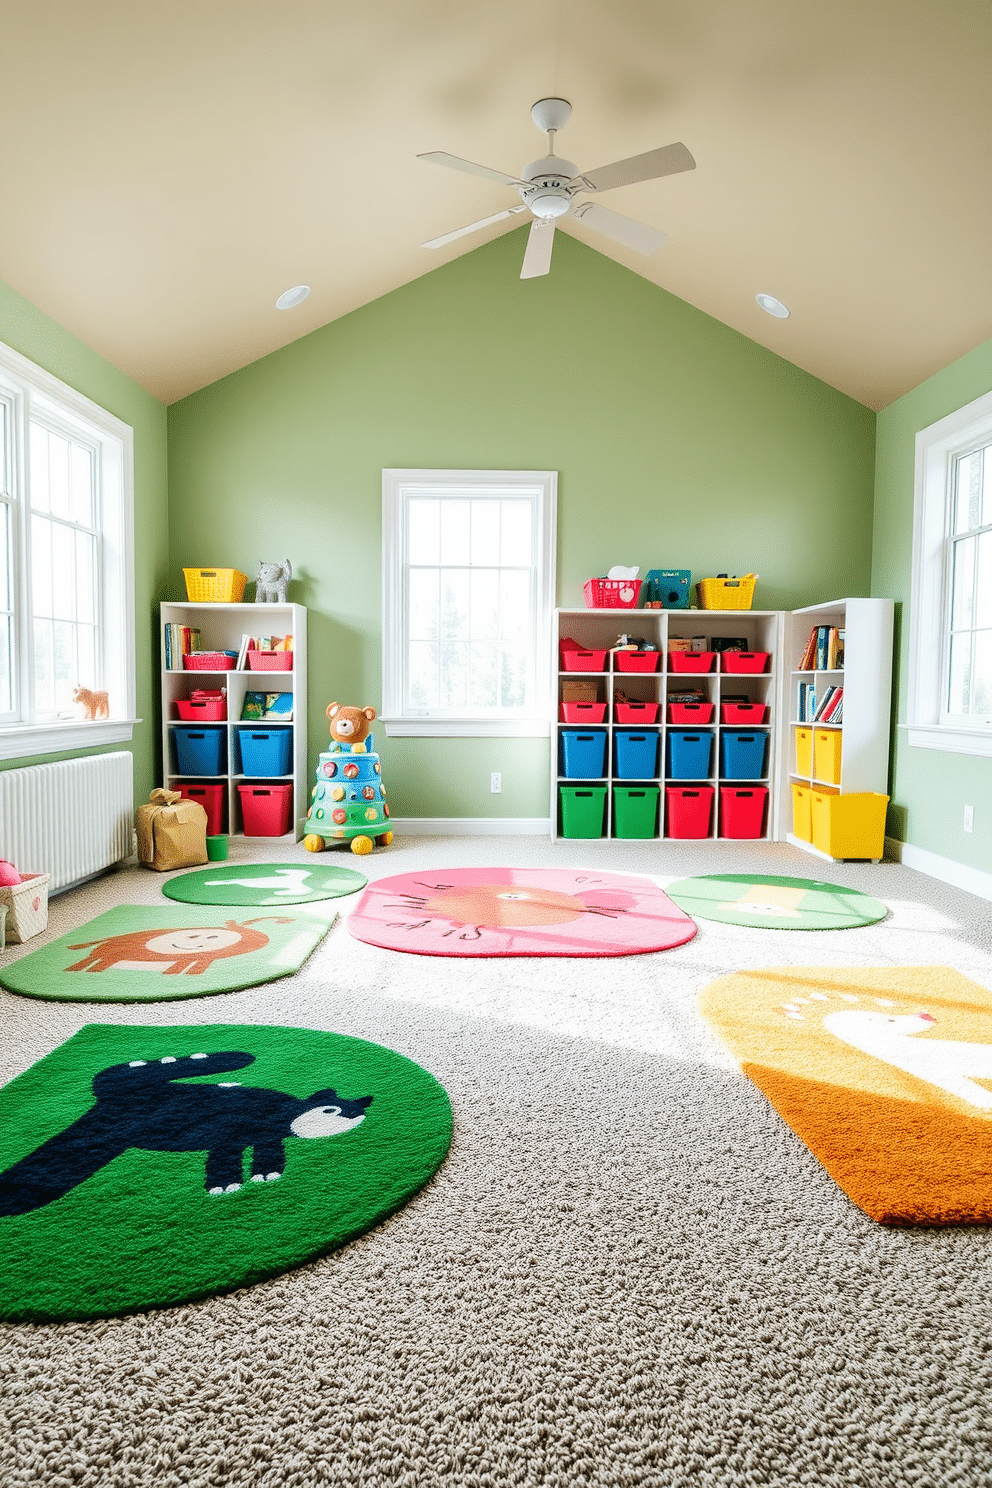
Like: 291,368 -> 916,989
668,701 -> 715,725
247,650 -> 293,672
183,652 -> 237,671
614,651 -> 660,673
583,578 -> 642,609
720,651 -> 770,674
175,694 -> 226,721
720,702 -> 769,724
560,648 -> 607,672
668,651 -> 716,673
559,702 -> 608,724
614,700 -> 660,724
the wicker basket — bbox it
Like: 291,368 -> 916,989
183,568 -> 247,603
247,650 -> 293,671
183,652 -> 237,671
583,577 -> 642,609
696,573 -> 757,610
0,873 -> 51,944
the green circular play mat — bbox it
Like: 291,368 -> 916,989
664,873 -> 888,930
162,861 -> 367,906
0,1023 -> 452,1321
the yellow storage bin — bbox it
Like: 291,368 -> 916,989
813,727 -> 842,786
183,567 -> 247,603
791,783 -> 812,842
794,727 -> 813,777
810,791 -> 889,860
696,573 -> 757,610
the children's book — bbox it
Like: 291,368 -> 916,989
241,691 -> 293,721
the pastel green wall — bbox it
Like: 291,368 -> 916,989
167,228 -> 875,820
872,334 -> 992,870
0,277 -> 168,803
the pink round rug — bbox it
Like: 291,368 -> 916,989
346,868 -> 696,957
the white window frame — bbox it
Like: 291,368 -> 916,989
0,339 -> 136,760
381,469 -> 557,737
907,387 -> 992,756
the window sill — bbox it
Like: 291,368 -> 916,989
381,717 -> 551,739
903,723 -> 992,757
0,719 -> 140,761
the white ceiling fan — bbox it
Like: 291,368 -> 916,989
418,97 -> 695,279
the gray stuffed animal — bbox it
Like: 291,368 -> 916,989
255,560 -> 292,604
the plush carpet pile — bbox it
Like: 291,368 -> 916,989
1,835 -> 991,1486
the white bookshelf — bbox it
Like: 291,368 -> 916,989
552,607 -> 783,842
159,601 -> 308,841
782,597 -> 894,858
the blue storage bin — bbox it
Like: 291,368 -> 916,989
173,725 -> 226,776
560,728 -> 607,779
720,729 -> 769,780
666,729 -> 714,780
237,728 -> 293,777
614,729 -> 660,779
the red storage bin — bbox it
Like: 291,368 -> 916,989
247,650 -> 293,671
614,700 -> 660,724
666,785 -> 715,838
583,577 -> 642,608
719,785 -> 769,838
559,701 -> 608,724
183,652 -> 236,671
175,694 -> 226,721
614,651 -> 661,673
668,651 -> 717,673
560,648 -> 607,672
238,782 -> 293,836
720,701 -> 769,725
720,651 -> 770,674
179,782 -> 226,835
668,701 -> 715,725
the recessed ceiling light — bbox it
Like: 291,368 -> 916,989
275,285 -> 311,310
756,292 -> 790,319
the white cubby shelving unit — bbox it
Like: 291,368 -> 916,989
782,597 -> 894,861
159,601 -> 308,841
553,607 -> 780,843
552,597 -> 894,857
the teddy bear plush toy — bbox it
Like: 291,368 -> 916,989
326,703 -> 376,754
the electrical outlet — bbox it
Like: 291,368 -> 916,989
964,804 -> 974,832
490,771 -> 501,794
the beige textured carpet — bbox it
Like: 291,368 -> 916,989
2,834 -> 992,1487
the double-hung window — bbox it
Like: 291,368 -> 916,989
381,470 -> 556,736
0,339 -> 135,759
908,388 -> 992,755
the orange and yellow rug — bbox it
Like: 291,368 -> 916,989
700,965 -> 992,1225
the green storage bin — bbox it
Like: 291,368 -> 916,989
612,785 -> 660,839
559,784 -> 607,838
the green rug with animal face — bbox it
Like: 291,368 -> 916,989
664,873 -> 887,930
0,905 -> 334,1002
0,1023 -> 452,1320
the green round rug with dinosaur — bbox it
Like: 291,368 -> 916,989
0,1023 -> 452,1321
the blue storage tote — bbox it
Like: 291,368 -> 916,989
666,729 -> 714,780
560,728 -> 607,779
614,729 -> 660,779
237,727 -> 293,777
173,725 -> 226,776
720,730 -> 769,780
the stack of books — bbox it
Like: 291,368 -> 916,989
797,625 -> 845,670
236,633 -> 292,669
164,625 -> 201,669
798,684 -> 844,723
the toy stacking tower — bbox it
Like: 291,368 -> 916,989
303,732 -> 391,856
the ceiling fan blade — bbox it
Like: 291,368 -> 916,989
417,151 -> 526,189
422,205 -> 527,250
576,142 -> 695,194
572,202 -> 667,255
520,219 -> 555,279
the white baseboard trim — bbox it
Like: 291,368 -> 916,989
884,835 -> 992,902
391,817 -> 551,836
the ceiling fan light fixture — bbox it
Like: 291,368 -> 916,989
526,189 -> 572,220
756,292 -> 790,319
275,284 -> 311,310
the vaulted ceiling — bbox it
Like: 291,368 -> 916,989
2,1 -> 990,408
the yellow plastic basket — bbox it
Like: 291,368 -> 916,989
696,573 -> 757,610
183,567 -> 247,603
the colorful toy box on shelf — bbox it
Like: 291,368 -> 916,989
303,704 -> 392,856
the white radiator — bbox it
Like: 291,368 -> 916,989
0,751 -> 134,892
